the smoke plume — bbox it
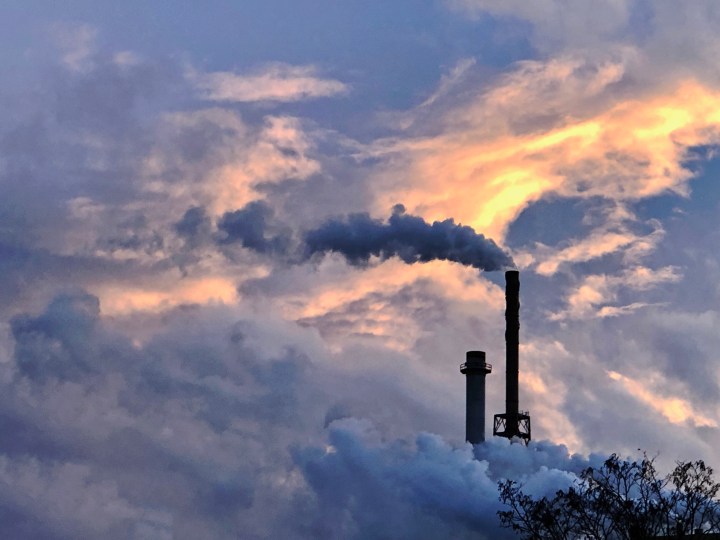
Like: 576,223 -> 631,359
217,201 -> 291,254
304,204 -> 513,271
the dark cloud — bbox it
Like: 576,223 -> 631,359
11,291 -> 101,381
0,45 -> 196,315
0,293 -> 320,538
304,204 -> 514,271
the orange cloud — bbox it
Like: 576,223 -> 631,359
275,256 -> 503,351
143,111 -> 320,218
96,276 -> 239,315
608,370 -> 717,427
368,56 -> 720,247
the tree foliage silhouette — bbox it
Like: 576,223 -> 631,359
498,453 -> 720,539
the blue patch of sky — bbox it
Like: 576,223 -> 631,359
633,145 -> 720,224
680,145 -> 720,212
626,0 -> 656,46
505,196 -> 603,249
506,147 -> 720,316
627,145 -> 720,310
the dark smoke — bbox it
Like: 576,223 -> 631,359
214,201 -> 513,271
217,201 -> 291,254
304,204 -> 513,271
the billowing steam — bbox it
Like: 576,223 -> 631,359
304,204 -> 514,271
295,418 -> 595,539
1,291 -> 596,538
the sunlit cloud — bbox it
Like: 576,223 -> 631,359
95,276 -> 240,315
519,340 -> 583,451
366,56 -> 720,253
551,266 -> 681,320
534,226 -> 661,276
142,110 -> 321,218
269,256 -> 503,352
608,370 -> 717,427
191,63 -> 348,103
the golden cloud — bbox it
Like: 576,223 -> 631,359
368,57 -> 720,248
95,276 -> 239,315
277,256 -> 504,352
608,370 -> 717,427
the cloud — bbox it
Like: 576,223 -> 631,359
94,277 -> 240,315
366,55 -> 720,246
11,291 -> 101,381
517,323 -> 720,462
607,370 -> 717,427
140,110 -> 322,219
0,292 -> 324,538
0,45 -> 338,315
50,22 -> 99,73
445,2 -> 720,92
191,64 -> 348,103
549,265 -> 681,320
174,207 -> 212,246
240,255 -> 504,358
446,0 -> 631,52
533,215 -> 664,276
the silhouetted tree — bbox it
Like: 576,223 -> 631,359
498,453 -> 720,539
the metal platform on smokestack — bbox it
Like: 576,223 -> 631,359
460,351 -> 492,445
493,411 -> 531,442
493,270 -> 531,444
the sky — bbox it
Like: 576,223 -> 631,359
2,1 -> 720,538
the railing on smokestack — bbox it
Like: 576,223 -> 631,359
459,361 -> 492,372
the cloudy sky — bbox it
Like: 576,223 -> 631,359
3,1 -> 720,538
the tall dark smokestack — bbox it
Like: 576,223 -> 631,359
460,351 -> 492,444
505,270 -> 520,430
493,270 -> 531,443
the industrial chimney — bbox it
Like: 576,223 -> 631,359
460,351 -> 492,444
493,270 -> 531,443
